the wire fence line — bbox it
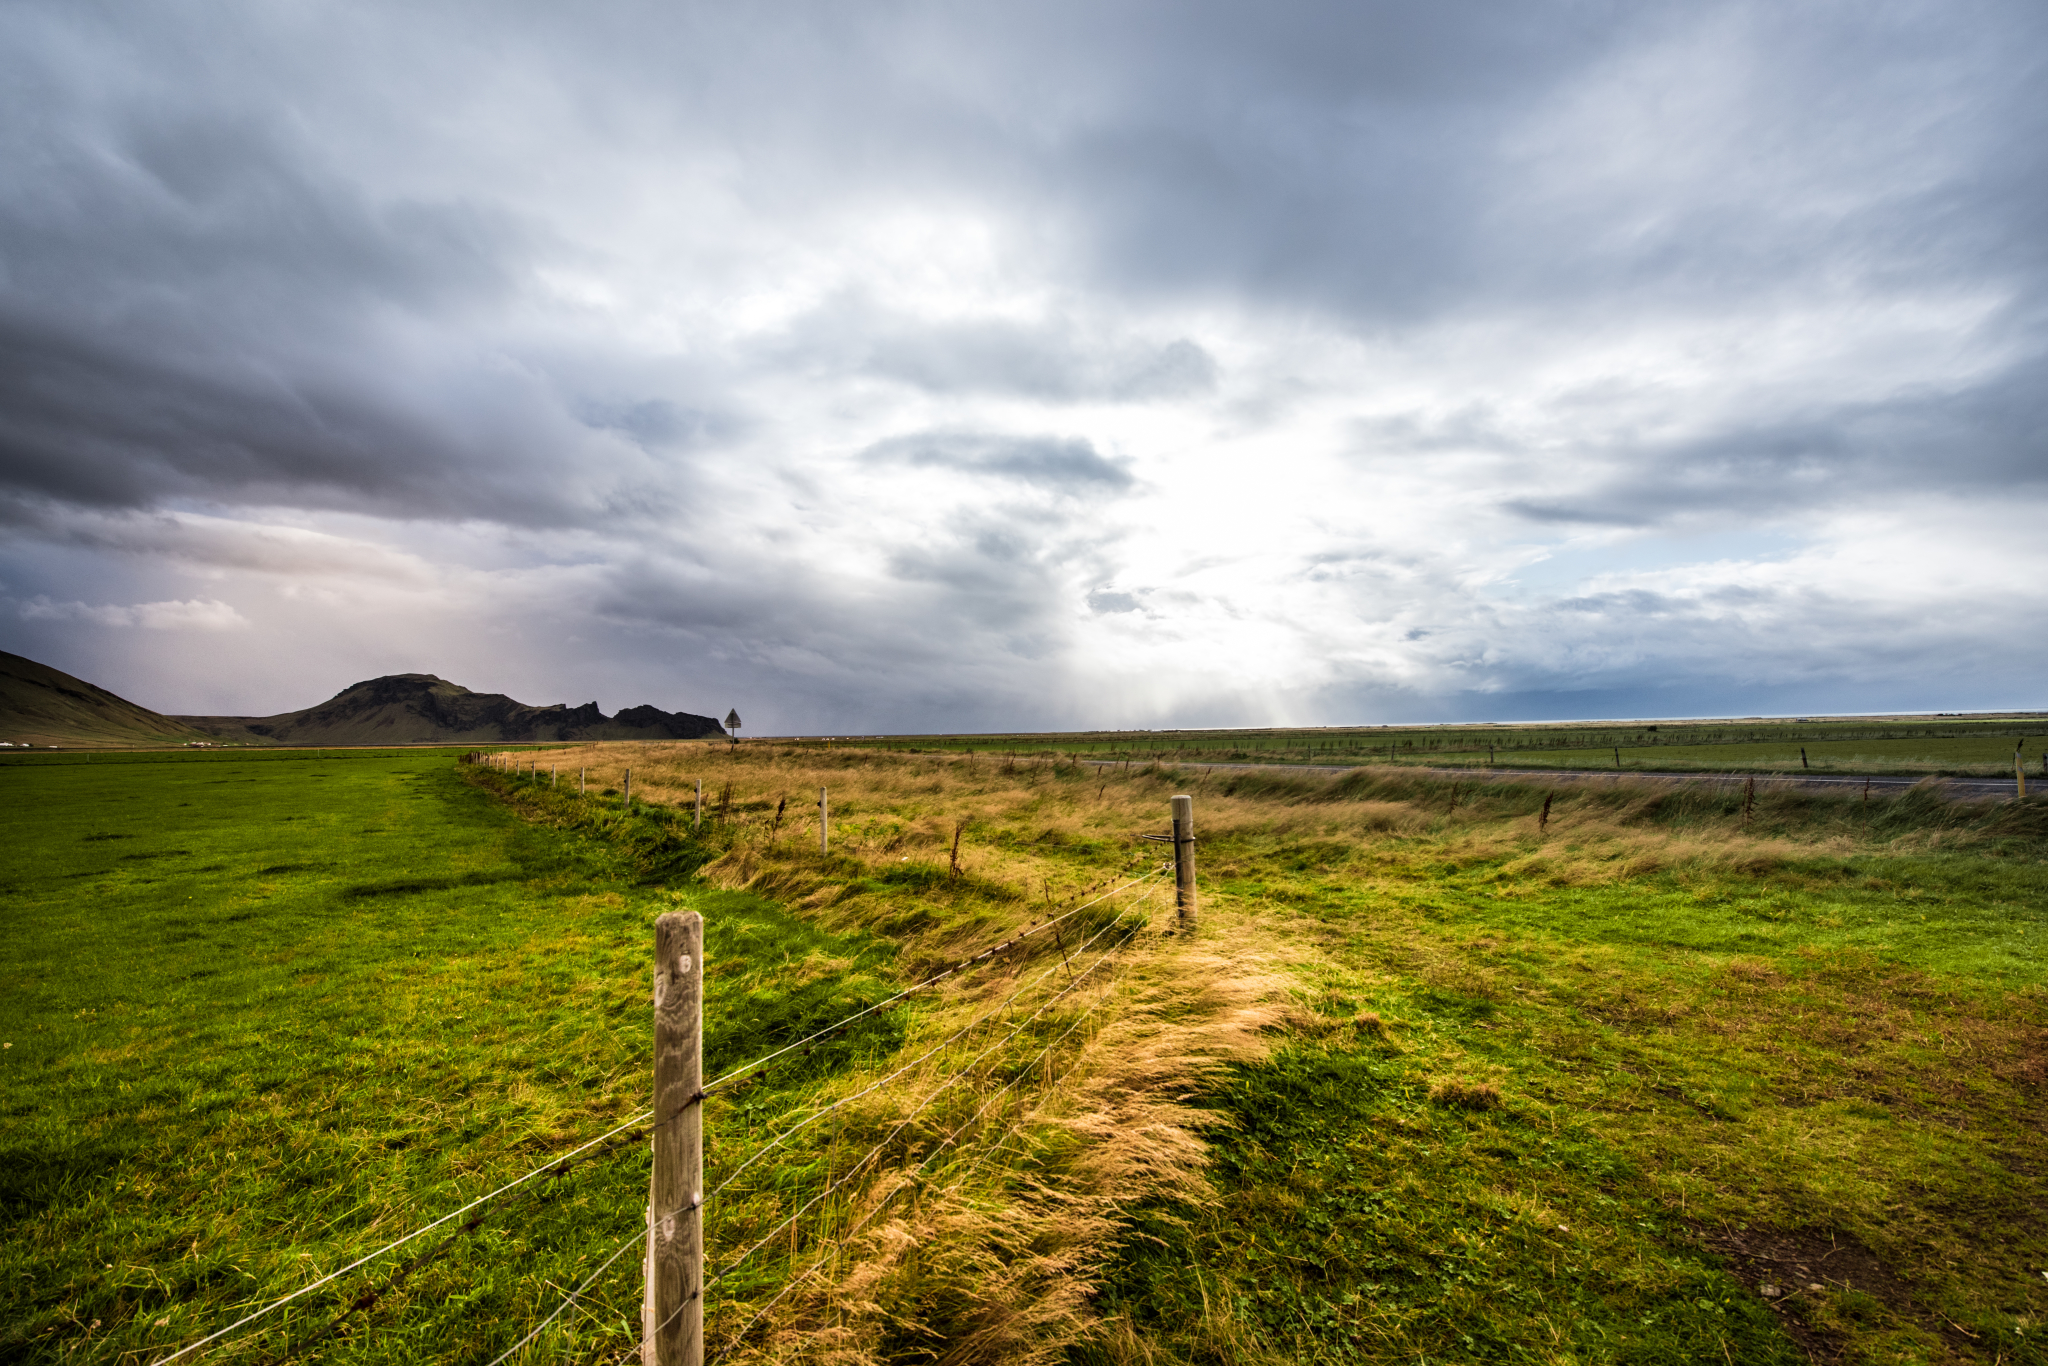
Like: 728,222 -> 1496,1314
699,869 -> 1167,1207
146,766 -> 1176,1366
150,869 -> 1166,1366
700,866 -> 1169,1096
505,877 -> 1167,1366
145,1109 -> 659,1366
704,904 -> 1152,1293
705,913 -> 1154,1363
481,1222 -> 650,1366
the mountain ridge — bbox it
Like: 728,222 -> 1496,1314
0,652 -> 727,747
177,672 -> 727,745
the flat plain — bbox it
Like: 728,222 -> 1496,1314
840,715 -> 2048,780
6,745 -> 2047,1365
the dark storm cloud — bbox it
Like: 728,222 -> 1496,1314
4,0 -> 2047,725
7,0 -> 2046,523
1493,355 -> 2048,529
0,98 -> 580,523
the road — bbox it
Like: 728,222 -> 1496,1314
1089,759 -> 2033,802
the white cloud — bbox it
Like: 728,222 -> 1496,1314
18,596 -> 251,631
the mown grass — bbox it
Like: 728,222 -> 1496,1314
0,752 -> 905,1366
8,745 -> 2047,1365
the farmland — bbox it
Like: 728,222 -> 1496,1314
826,713 -> 2048,780
4,743 -> 2047,1364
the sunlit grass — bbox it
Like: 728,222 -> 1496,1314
8,744 -> 2046,1364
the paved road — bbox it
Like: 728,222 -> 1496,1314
1088,759 -> 2034,802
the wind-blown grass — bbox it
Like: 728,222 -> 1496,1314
8,742 -> 2045,1364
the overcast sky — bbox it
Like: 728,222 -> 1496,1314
2,1 -> 2043,732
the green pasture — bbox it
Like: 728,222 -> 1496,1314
1086,773 -> 2048,1366
6,748 -> 2047,1364
1447,732 -> 2042,777
0,752 -> 900,1366
825,713 -> 2048,778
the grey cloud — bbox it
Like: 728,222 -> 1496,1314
1498,356 -> 2048,529
1500,501 -> 1651,528
575,399 -> 741,452
4,0 -> 2047,729
864,433 -> 1134,492
839,309 -> 1218,403
1552,590 -> 1679,616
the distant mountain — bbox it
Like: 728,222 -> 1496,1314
176,673 -> 727,745
0,650 -> 213,748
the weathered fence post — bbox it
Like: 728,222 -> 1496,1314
625,768 -> 632,811
694,778 -> 704,831
645,912 -> 703,1366
1171,794 -> 1196,935
818,786 -> 829,855
581,767 -> 587,795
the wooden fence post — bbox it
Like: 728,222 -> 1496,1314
581,767 -> 587,795
818,786 -> 829,855
694,778 -> 703,831
645,912 -> 703,1366
1171,794 -> 1196,935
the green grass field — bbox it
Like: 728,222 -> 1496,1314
0,751 -> 902,1366
6,746 -> 2047,1365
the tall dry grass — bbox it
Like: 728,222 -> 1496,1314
490,744 -> 1289,1362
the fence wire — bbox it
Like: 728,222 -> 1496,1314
146,1110 -> 656,1366
153,783 -> 1174,1366
702,866 -> 1167,1096
700,869 -> 1165,1206
482,1222 -> 648,1366
705,905 -> 1149,1294
706,911 -> 1152,1363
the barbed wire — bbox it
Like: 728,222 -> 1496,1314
154,821 -> 1170,1366
626,874 -> 1168,1360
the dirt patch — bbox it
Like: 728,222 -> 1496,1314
1692,1222 -> 1975,1362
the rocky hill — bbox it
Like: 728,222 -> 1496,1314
0,650 -> 213,748
176,673 -> 727,745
